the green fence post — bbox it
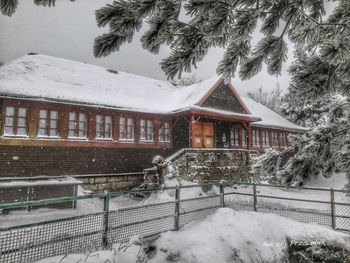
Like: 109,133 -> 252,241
174,185 -> 180,231
103,194 -> 110,248
220,183 -> 225,207
330,188 -> 335,229
253,183 -> 257,212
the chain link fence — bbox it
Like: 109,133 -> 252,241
1,182 -> 349,263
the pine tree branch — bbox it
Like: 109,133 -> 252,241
280,9 -> 297,38
297,8 -> 347,27
176,20 -> 199,31
325,64 -> 340,91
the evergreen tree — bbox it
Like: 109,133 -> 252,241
255,94 -> 350,186
3,0 -> 350,186
4,0 -> 349,87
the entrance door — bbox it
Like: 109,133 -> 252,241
193,122 -> 203,148
203,122 -> 214,148
192,122 -> 214,148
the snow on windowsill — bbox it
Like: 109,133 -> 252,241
95,137 -> 113,141
67,137 -> 88,141
119,139 -> 135,143
3,134 -> 29,138
139,140 -> 154,144
37,135 -> 61,140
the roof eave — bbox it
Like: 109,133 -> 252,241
251,123 -> 309,132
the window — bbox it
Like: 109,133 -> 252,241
140,119 -> 154,141
119,117 -> 134,141
96,115 -> 112,139
127,118 -> 134,140
252,130 -> 260,147
17,108 -> 27,135
147,120 -> 154,141
271,132 -> 278,147
262,131 -> 270,147
230,128 -> 240,147
4,106 -> 15,135
159,121 -> 171,142
119,117 -> 126,140
241,129 -> 248,148
38,110 -> 59,137
69,112 -> 87,138
280,133 -> 287,148
4,106 -> 27,136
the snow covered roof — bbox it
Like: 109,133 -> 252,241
0,54 -> 306,131
242,97 -> 307,131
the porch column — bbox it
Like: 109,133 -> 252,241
248,123 -> 252,150
189,115 -> 195,148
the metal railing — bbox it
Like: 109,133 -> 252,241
0,181 -> 349,263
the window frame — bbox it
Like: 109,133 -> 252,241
280,132 -> 288,148
271,132 -> 278,148
241,129 -> 248,148
38,109 -> 60,138
3,106 -> 28,137
95,114 -> 112,140
68,111 -> 88,139
252,129 -> 260,148
158,121 -> 171,143
140,119 -> 154,142
119,117 -> 134,142
262,130 -> 270,148
230,128 -> 240,147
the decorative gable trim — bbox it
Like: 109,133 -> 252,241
196,78 -> 251,115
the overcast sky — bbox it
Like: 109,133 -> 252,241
0,0 -> 294,96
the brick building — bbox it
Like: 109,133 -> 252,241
0,54 -> 306,178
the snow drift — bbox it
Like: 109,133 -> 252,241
36,208 -> 350,263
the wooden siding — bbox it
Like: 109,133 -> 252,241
172,118 -> 190,151
1,99 -> 172,149
201,82 -> 247,114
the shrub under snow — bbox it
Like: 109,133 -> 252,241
37,208 -> 350,263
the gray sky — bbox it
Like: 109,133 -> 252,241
0,0 -> 293,96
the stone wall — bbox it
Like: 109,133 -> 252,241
76,173 -> 144,193
153,149 -> 257,184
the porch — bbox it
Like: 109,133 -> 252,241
172,108 -> 260,150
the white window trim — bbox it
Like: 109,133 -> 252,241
159,121 -> 171,143
262,131 -> 270,148
37,135 -> 61,139
3,134 -> 29,138
140,119 -> 154,143
4,106 -> 28,137
119,117 -> 135,142
95,137 -> 113,141
95,115 -> 113,140
67,136 -> 88,140
119,138 -> 135,142
252,130 -> 260,147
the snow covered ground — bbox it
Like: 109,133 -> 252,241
1,174 -> 349,228
35,208 -> 350,263
225,173 -> 349,211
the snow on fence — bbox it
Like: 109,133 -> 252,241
0,182 -> 349,263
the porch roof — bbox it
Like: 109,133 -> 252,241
172,105 -> 261,122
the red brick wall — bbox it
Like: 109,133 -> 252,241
0,146 -> 173,177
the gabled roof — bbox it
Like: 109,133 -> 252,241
0,54 -> 307,131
